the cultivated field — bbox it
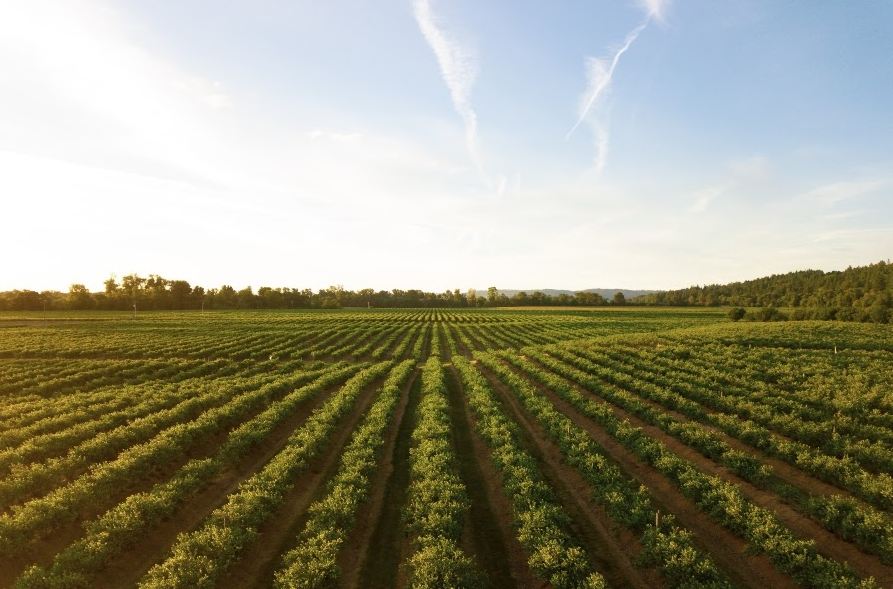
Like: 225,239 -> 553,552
0,308 -> 891,588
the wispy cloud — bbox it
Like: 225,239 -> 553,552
567,0 -> 668,174
413,0 -> 482,174
804,179 -> 886,204
689,185 -> 727,214
566,22 -> 648,140
638,0 -> 669,22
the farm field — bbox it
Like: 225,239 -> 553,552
0,308 -> 892,589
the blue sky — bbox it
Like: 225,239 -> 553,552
1,0 -> 891,292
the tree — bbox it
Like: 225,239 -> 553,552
237,286 -> 256,309
68,284 -> 93,310
216,285 -> 238,308
728,307 -> 746,322
487,287 -> 499,306
613,292 -> 626,306
169,280 -> 192,309
868,303 -> 889,324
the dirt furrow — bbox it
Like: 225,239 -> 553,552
539,362 -> 893,584
90,376 -> 354,589
339,368 -> 418,588
445,365 -> 533,589
353,375 -> 420,588
477,365 -> 663,589
491,361 -> 799,589
224,374 -> 390,588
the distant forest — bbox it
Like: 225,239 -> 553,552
636,261 -> 892,323
1,261 -> 890,323
0,278 -> 616,311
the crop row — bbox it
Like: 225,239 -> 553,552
401,356 -> 482,588
557,344 -> 893,512
452,356 -> 607,588
136,360 -> 394,588
272,359 -> 416,588
15,361 -> 364,588
517,348 -> 893,564
0,364 -> 358,552
487,351 -> 877,588
473,354 -> 731,588
602,344 -> 893,470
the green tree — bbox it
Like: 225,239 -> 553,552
728,307 -> 746,322
68,284 -> 93,310
487,286 -> 498,306
613,292 -> 626,306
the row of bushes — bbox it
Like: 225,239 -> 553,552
526,348 -> 893,564
562,344 -> 893,511
273,360 -> 416,588
600,344 -> 893,469
476,353 -> 731,588
453,356 -> 606,588
0,365 -> 346,553
402,356 -> 481,588
136,361 -> 394,588
729,305 -> 890,324
15,363 -> 362,589
508,350 -> 876,588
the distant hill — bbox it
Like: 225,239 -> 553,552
489,288 -> 658,299
633,260 -> 892,312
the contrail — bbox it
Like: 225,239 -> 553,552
565,20 -> 647,140
413,0 -> 483,174
566,0 -> 668,174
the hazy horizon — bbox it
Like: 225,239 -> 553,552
2,1 -> 891,293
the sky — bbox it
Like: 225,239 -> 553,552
1,0 -> 892,293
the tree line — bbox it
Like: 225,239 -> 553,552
638,261 -> 892,324
0,275 -> 623,311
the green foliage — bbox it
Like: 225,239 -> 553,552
137,361 -> 394,588
402,357 -> 482,588
477,352 -> 730,588
272,360 -> 415,589
640,260 -> 893,324
727,307 -> 745,321
453,356 -> 607,588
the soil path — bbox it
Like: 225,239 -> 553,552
224,373 -> 390,588
483,360 -> 798,589
445,365 -> 532,588
91,375 -> 358,589
476,364 -> 663,589
339,368 -> 418,588
523,356 -> 893,585
353,373 -> 421,588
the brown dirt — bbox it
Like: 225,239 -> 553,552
352,374 -> 421,589
476,364 -> 665,589
487,360 -> 800,589
0,373 -> 334,585
541,362 -> 893,584
221,374 -> 390,588
339,368 -> 418,588
88,375 -> 354,589
596,365 -> 877,504
445,365 -> 537,589
448,324 -> 473,357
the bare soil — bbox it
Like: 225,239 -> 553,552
339,368 -> 418,588
477,363 -> 665,589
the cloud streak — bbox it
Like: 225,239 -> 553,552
413,0 -> 482,173
567,0 -> 668,173
566,21 -> 647,140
